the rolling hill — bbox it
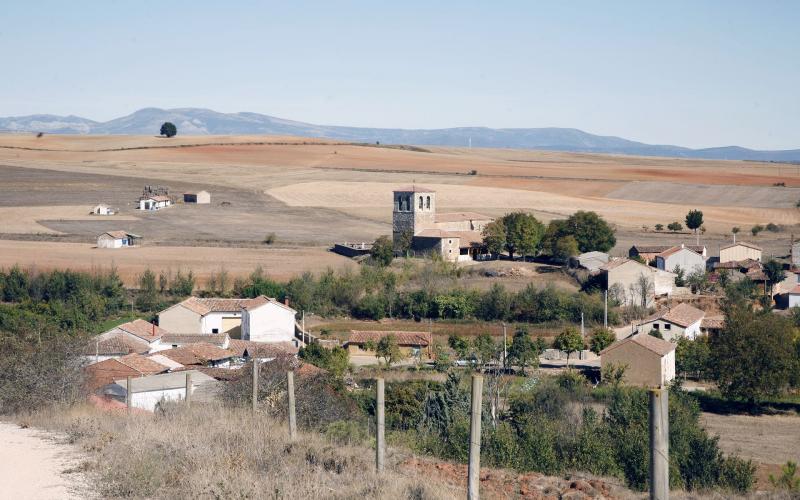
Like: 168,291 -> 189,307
1,107 -> 798,162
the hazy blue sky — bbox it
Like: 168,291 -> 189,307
1,1 -> 798,149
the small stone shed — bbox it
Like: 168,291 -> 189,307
183,190 -> 211,204
600,334 -> 676,388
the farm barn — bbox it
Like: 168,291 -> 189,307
183,190 -> 211,204
719,242 -> 762,264
96,231 -> 141,248
601,334 -> 676,388
655,245 -> 707,274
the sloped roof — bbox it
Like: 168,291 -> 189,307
146,354 -> 185,371
241,295 -> 297,314
117,353 -> 171,374
701,316 -> 725,329
168,296 -> 277,316
85,335 -> 149,356
657,246 -> 704,259
227,339 -> 298,358
115,370 -> 214,393
159,343 -> 235,365
647,303 -> 706,328
601,333 -> 675,357
116,319 -> 167,341
720,241 -> 762,252
161,333 -> 229,347
347,330 -> 432,347
600,258 -> 650,272
434,212 -> 493,223
415,229 -> 484,248
632,245 -> 705,254
394,186 -> 435,193
102,230 -> 140,240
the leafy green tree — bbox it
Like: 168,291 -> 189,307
731,226 -> 740,238
298,343 -> 350,378
686,270 -> 711,294
751,224 -> 764,237
447,334 -> 470,360
376,334 -> 405,366
502,212 -> 545,259
481,219 -> 506,258
770,460 -> 800,491
507,327 -> 539,374
763,259 -> 786,294
545,211 -> 616,253
710,304 -> 795,402
135,268 -> 159,311
160,121 -> 177,137
476,283 -> 511,321
370,235 -> 394,267
667,221 -> 683,232
675,337 -> 710,379
648,328 -> 663,339
654,223 -> 664,231
552,235 -> 579,262
432,343 -> 451,372
685,209 -> 704,235
589,326 -> 616,354
553,326 -> 584,369
472,333 -> 498,369
674,265 -> 686,287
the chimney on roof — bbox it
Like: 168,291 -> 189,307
681,243 -> 685,249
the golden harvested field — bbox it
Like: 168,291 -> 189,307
0,240 -> 354,286
1,133 -> 798,279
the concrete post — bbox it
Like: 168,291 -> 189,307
376,378 -> 385,472
125,376 -> 132,411
252,360 -> 259,413
649,388 -> 669,500
184,372 -> 192,407
468,374 -> 483,500
287,371 -> 297,440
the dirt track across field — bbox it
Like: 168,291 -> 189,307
0,422 -> 84,499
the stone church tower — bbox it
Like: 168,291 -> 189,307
392,186 -> 436,250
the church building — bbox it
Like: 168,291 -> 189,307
392,186 -> 492,262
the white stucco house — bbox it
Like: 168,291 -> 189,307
113,370 -> 216,412
158,296 -> 297,342
637,302 -> 706,341
655,245 -> 707,274
138,195 -> 172,211
241,296 -> 298,343
97,231 -> 141,249
90,204 -> 116,215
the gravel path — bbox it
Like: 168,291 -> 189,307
0,422 -> 85,499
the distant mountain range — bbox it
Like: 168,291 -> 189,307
2,107 -> 798,162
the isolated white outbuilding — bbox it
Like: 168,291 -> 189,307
97,231 -> 141,248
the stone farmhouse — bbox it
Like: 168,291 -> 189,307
392,186 -> 493,262
719,242 -> 762,264
636,302 -> 706,341
345,330 -> 433,359
601,334 -> 676,388
97,230 -> 141,248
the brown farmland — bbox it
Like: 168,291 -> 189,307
0,134 -> 798,280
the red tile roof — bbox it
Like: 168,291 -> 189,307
116,319 -> 167,341
170,296 -> 290,316
85,335 -> 149,356
159,343 -> 235,365
348,331 -> 432,347
117,353 -> 171,374
602,333 -> 675,357
643,303 -> 706,328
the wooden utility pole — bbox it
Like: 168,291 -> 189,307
502,322 -> 507,370
604,291 -> 608,328
125,376 -> 132,412
287,371 -> 297,440
184,372 -> 192,407
649,388 -> 669,500
376,378 -> 385,472
252,360 -> 259,413
468,374 -> 483,500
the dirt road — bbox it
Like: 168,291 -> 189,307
0,422 -> 84,499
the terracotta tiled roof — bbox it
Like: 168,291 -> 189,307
161,333 -> 229,347
720,242 -> 762,252
116,319 -> 167,341
146,354 -> 185,371
171,296 -> 274,316
632,245 -> 705,254
601,333 -> 675,357
117,353 -> 171,374
701,316 -> 725,329
228,339 -> 298,358
641,303 -> 706,328
159,343 -> 235,365
85,335 -> 149,356
242,295 -> 297,314
746,268 -> 768,281
415,229 -> 484,248
434,212 -> 493,223
348,331 -> 432,347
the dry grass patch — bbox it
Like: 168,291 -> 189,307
23,404 -> 459,500
0,206 -> 137,234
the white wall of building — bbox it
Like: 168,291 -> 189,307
657,249 -> 706,274
789,294 -> 800,308
131,387 -> 188,411
242,303 -> 296,343
201,311 -> 242,334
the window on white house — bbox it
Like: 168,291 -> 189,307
664,324 -> 671,330
653,324 -> 660,330
212,328 -> 219,334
